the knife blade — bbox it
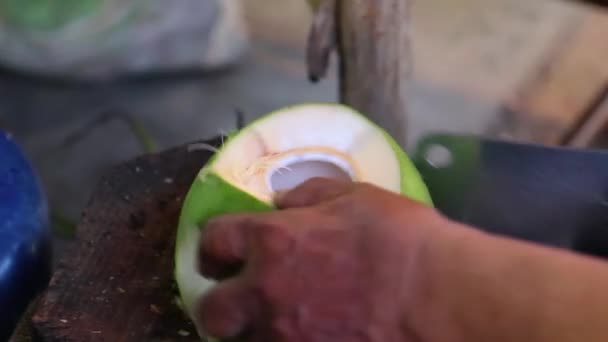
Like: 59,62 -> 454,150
412,134 -> 608,258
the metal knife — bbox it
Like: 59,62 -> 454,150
412,134 -> 608,258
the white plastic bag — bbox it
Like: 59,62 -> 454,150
0,0 -> 249,80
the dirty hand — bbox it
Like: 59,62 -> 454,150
195,177 -> 444,341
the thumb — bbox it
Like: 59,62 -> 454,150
273,177 -> 353,209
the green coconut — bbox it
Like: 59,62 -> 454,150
174,103 -> 433,338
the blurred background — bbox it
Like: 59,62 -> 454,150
0,0 -> 606,260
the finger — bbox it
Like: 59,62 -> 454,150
274,177 -> 354,209
199,214 -> 254,279
197,278 -> 252,339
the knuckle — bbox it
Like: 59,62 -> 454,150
251,271 -> 286,305
200,224 -> 223,251
200,218 -> 231,247
323,197 -> 356,216
198,291 -> 230,335
200,223 -> 233,257
256,220 -> 295,255
202,215 -> 253,249
198,284 -> 246,338
203,215 -> 231,232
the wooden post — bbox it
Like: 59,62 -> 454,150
308,0 -> 412,146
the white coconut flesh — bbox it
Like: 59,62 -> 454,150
174,103 -> 432,337
213,111 -> 403,201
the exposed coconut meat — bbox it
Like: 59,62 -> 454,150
225,146 -> 359,202
211,104 -> 404,201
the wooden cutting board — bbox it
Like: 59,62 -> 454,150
11,138 -> 223,341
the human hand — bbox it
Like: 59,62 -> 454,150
195,177 -> 445,341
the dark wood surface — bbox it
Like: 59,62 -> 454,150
12,138 -> 223,342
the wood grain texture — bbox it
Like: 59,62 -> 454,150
16,138 -> 223,342
411,0 -> 585,101
497,9 -> 608,145
244,0 -> 608,148
563,93 -> 608,148
337,0 -> 411,145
